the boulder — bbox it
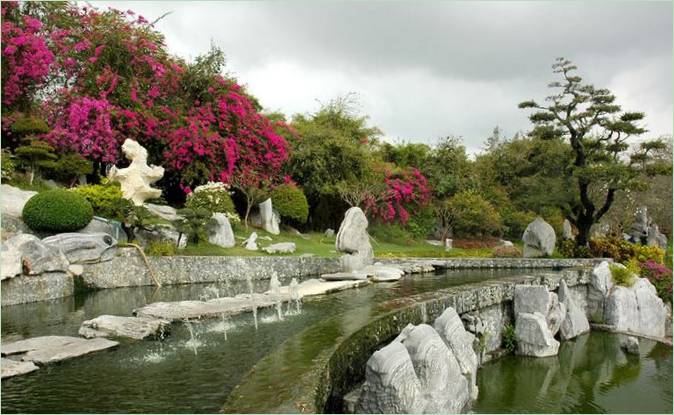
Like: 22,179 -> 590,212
630,206 -> 650,243
42,233 -> 117,264
68,264 -> 84,276
356,341 -> 426,414
1,336 -> 118,365
522,217 -> 556,257
1,214 -> 32,241
79,315 -> 170,340
587,261 -> 614,322
134,224 -> 187,249
107,139 -> 163,205
619,335 -> 640,355
341,253 -> 366,272
1,234 -> 69,279
1,357 -> 39,379
513,285 -> 551,316
79,216 -> 127,243
433,308 -> 479,399
398,324 -> 470,413
207,213 -> 235,248
258,198 -> 280,235
242,232 -> 258,251
262,242 -> 296,254
609,278 -> 667,338
0,184 -> 37,217
336,207 -> 374,271
515,312 -> 559,357
557,280 -> 590,340
500,239 -> 514,247
145,203 -> 181,221
563,219 -> 574,240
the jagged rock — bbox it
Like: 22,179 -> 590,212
1,336 -> 118,365
587,261 -> 614,322
558,280 -> 590,340
605,278 -> 667,338
461,304 -> 507,354
42,233 -> 117,264
79,315 -> 170,340
336,207 -> 373,271
242,232 -> 258,251
546,293 -> 566,336
1,358 -> 39,379
207,213 -> 235,248
1,234 -> 69,279
0,184 -> 37,217
515,312 -> 559,357
108,139 -> 164,205
145,203 -> 181,221
522,217 -> 556,257
630,206 -> 650,243
134,224 -> 187,249
514,285 -> 551,315
398,324 -> 470,413
79,216 -> 127,243
563,219 -> 574,240
434,307 -> 479,400
1,214 -> 32,241
262,242 -> 296,254
258,198 -> 280,235
619,335 -> 640,355
356,341 -> 425,413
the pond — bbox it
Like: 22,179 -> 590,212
1,268 -> 541,413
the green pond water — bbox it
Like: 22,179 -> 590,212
1,268 -> 537,413
474,331 -> 672,414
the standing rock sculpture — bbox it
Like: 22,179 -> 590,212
336,207 -> 374,271
522,217 -> 556,257
108,139 -> 164,206
257,198 -> 280,235
243,232 -> 258,251
207,213 -> 235,248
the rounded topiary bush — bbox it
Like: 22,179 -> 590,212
186,182 -> 236,215
22,189 -> 93,232
271,184 -> 309,223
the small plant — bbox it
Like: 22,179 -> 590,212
174,207 -> 212,244
73,183 -> 132,221
502,323 -> 517,353
492,245 -> 522,258
609,263 -> 637,287
22,189 -> 93,232
186,181 -> 237,215
145,240 -> 177,256
51,152 -> 93,186
1,148 -> 17,180
271,184 -> 309,224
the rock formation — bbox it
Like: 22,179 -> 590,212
257,198 -> 281,235
515,312 -> 560,357
557,280 -> 590,340
1,234 -> 69,279
263,242 -> 296,254
107,139 -> 164,205
207,213 -> 235,248
522,217 -> 556,257
513,285 -> 564,357
243,232 -> 258,251
336,207 -> 374,271
562,219 -> 574,240
42,233 -> 117,264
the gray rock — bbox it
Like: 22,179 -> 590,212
604,278 -> 666,338
630,206 -> 650,243
42,233 -> 117,264
619,335 -> 640,355
434,307 -> 479,400
522,217 -> 556,257
514,285 -> 551,316
515,312 -> 559,357
79,315 -> 170,340
262,242 -> 296,254
356,340 -> 425,414
1,357 -> 39,379
0,214 -> 32,241
587,261 -> 614,322
461,304 -> 508,354
258,198 -> 280,235
546,293 -> 566,336
336,207 -> 374,271
207,213 -> 235,248
79,216 -> 127,243
324,228 -> 335,237
68,264 -> 84,276
0,184 -> 37,217
563,219 -> 574,240
2,234 -> 69,279
134,224 -> 187,249
558,280 -> 590,340
1,336 -> 118,365
363,265 -> 405,282
2,271 -> 73,306
145,203 -> 181,221
647,224 -> 668,249
242,232 -> 258,251
341,253 -> 366,272
500,239 -> 514,247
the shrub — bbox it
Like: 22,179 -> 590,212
447,190 -> 503,237
186,182 -> 236,215
271,184 -> 309,223
10,115 -> 50,136
174,207 -> 212,244
558,239 -> 591,258
1,148 -> 16,180
589,236 -> 665,264
50,153 -> 93,185
73,183 -> 132,222
406,206 -> 437,240
609,263 -> 637,287
492,245 -> 522,258
145,240 -> 177,256
640,260 -> 672,304
502,323 -> 518,353
503,209 -> 536,239
370,223 -> 415,245
22,189 -> 93,232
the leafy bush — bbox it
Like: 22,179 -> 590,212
174,207 -> 212,244
640,260 -> 672,303
502,209 -> 536,239
145,240 -> 177,257
502,323 -> 518,353
271,184 -> 309,223
370,223 -> 415,245
447,190 -> 503,237
10,115 -> 50,136
406,206 -> 437,240
22,189 -> 93,232
589,236 -> 665,264
492,245 -> 522,258
51,153 -> 93,185
558,239 -> 591,258
609,263 -> 637,287
73,183 -> 132,222
1,148 -> 16,180
185,182 -> 236,215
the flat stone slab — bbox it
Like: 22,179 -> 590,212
79,315 -> 170,340
1,357 -> 39,379
1,336 -> 118,365
320,271 -> 369,281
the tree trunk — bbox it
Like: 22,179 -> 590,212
575,215 -> 593,247
29,163 -> 35,185
244,200 -> 251,229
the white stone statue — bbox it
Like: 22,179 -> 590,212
108,139 -> 164,206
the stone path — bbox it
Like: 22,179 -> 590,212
79,315 -> 171,340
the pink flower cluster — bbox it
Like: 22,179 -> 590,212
366,168 -> 432,224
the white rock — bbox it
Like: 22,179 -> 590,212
522,217 -> 556,257
605,278 -> 666,338
262,242 -> 296,254
42,233 -> 117,264
0,184 -> 37,217
500,240 -> 514,247
107,139 -> 164,205
1,357 -> 39,379
79,315 -> 170,340
324,228 -> 335,237
1,234 -> 69,279
558,280 -> 590,340
364,265 -> 405,282
242,232 -> 258,251
587,261 -> 615,322
1,336 -> 118,365
258,198 -> 280,235
207,213 -> 235,248
546,293 -> 566,336
336,207 -> 373,271
514,285 -> 551,316
320,271 -> 369,281
515,312 -> 559,357
68,264 -> 84,276
434,308 -> 479,400
563,219 -> 574,240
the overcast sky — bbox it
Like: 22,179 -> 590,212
99,1 -> 672,154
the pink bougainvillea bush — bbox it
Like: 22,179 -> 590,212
640,259 -> 673,304
364,167 -> 432,224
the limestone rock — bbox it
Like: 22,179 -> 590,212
134,224 -> 187,249
341,253 -> 367,272
630,206 -> 650,243
145,203 -> 181,221
356,341 -> 426,413
42,232 -> 117,264
546,293 -> 566,336
68,264 -> 84,276
79,216 -> 128,243
1,336 -> 118,365
0,184 -> 37,217
619,335 -> 640,355
587,261 -> 614,322
262,242 -> 296,254
258,198 -> 280,235
1,234 -> 69,279
242,232 -> 258,251
605,278 -> 667,338
563,219 -> 574,240
1,357 -> 39,379
336,207 -> 373,271
79,315 -> 170,340
207,213 -> 235,248
558,280 -> 590,340
647,224 -> 668,249
1,214 -> 32,241
515,312 -> 559,357
107,139 -> 164,205
1,237 -> 23,280
514,285 -> 551,316
522,217 -> 556,257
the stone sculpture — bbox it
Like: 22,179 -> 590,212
42,233 -> 117,264
207,213 -> 235,248
522,217 -> 556,257
257,198 -> 280,235
243,232 -> 258,251
108,139 -> 164,205
336,207 -> 374,271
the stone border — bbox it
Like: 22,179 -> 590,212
380,257 -> 608,269
1,272 -> 73,307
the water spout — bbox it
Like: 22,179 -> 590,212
183,319 -> 201,355
269,272 -> 283,321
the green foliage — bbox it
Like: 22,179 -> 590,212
50,153 -> 93,185
125,205 -> 153,230
502,209 -> 536,239
406,206 -> 437,239
145,240 -> 177,257
370,223 -> 415,246
14,136 -> 57,184
446,190 -> 503,237
271,184 -> 309,223
558,238 -> 591,258
589,236 -> 665,264
1,148 -> 17,180
492,245 -> 522,258
10,115 -> 50,136
73,183 -> 132,222
174,207 -> 212,244
609,263 -> 637,287
185,184 -> 236,215
502,323 -> 518,353
22,189 -> 93,232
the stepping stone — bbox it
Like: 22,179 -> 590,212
1,358 -> 38,379
320,271 -> 368,281
2,336 -> 118,365
79,315 -> 171,340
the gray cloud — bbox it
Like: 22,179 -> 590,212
100,1 -> 672,153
